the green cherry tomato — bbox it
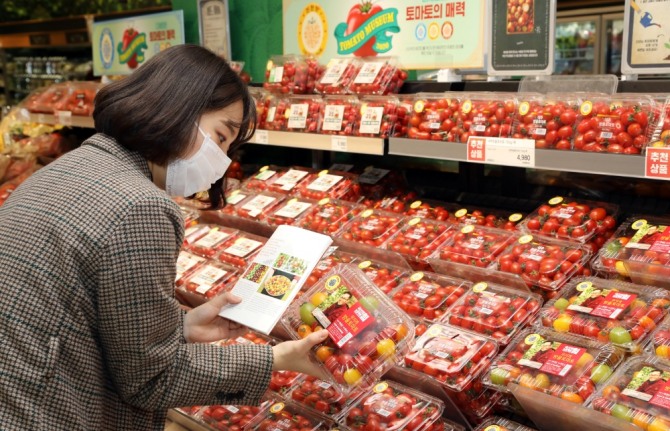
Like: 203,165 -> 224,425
554,298 -> 570,311
609,327 -> 633,345
590,364 -> 612,384
300,302 -> 317,326
611,404 -> 633,422
490,367 -> 508,386
359,296 -> 380,312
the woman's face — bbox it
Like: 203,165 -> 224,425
184,100 -> 243,159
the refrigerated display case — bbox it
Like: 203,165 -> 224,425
601,13 -> 624,76
555,15 -> 600,75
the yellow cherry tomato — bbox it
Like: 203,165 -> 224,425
553,315 -> 572,332
343,368 -> 362,385
310,292 -> 328,307
649,418 -> 670,431
297,324 -> 313,338
656,345 -> 670,358
376,338 -> 396,357
575,352 -> 594,370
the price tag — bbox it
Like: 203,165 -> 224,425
36,114 -> 47,123
254,130 -> 269,144
467,136 -> 535,168
645,148 -> 670,180
331,136 -> 348,152
55,110 -> 72,126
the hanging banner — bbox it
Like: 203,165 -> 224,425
283,0 -> 487,70
92,11 -> 185,76
622,0 -> 670,75
487,0 -> 555,75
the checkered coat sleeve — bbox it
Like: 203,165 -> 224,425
0,134 -> 273,431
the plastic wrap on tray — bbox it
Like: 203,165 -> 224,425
389,272 -> 469,322
265,197 -> 317,227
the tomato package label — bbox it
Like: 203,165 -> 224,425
241,195 -> 277,217
354,62 -> 384,84
553,206 -> 577,220
193,230 -> 232,249
321,60 -> 347,85
287,104 -> 309,129
520,245 -> 547,262
223,238 -> 263,258
274,169 -> 309,191
464,236 -> 486,250
477,291 -> 510,316
518,336 -> 585,377
268,66 -> 284,83
227,192 -> 248,205
625,222 -> 670,253
175,252 -> 205,280
622,366 -> 670,404
358,168 -> 390,185
307,174 -> 343,192
359,106 -> 384,134
255,169 -> 277,181
322,104 -> 346,132
266,106 -> 277,123
190,265 -> 229,294
274,200 -> 313,219
568,284 -> 637,319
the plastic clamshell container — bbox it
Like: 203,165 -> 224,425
495,234 -> 593,292
355,95 -> 404,138
432,418 -> 466,431
448,386 -> 502,425
285,95 -> 324,133
432,224 -> 519,269
287,375 -> 351,417
647,317 -> 670,360
404,199 -> 457,222
234,191 -> 287,221
474,416 -> 537,431
483,327 -> 625,404
336,380 -> 444,431
596,216 -> 670,289
264,95 -> 291,131
215,231 -> 267,268
175,261 -> 240,302
513,92 -> 582,150
355,259 -> 412,295
250,87 -> 275,129
315,58 -> 362,95
242,165 -> 288,192
346,56 -> 405,95
389,272 -> 470,322
402,323 -> 498,391
649,95 -> 670,147
446,281 -> 543,345
536,277 -> 670,353
265,197 -> 318,227
450,207 -> 524,231
298,198 -> 363,235
589,355 -> 670,431
319,95 -> 360,136
53,81 -> 100,116
179,206 -> 200,228
174,251 -> 207,286
458,92 -> 517,140
196,397 -> 275,431
383,217 -> 455,264
406,92 -> 464,141
573,94 -> 656,155
263,54 -> 311,95
187,224 -> 239,258
293,170 -> 361,202
305,250 -> 361,290
357,168 -> 407,202
519,196 -> 619,245
247,400 -> 338,431
280,264 -> 415,390
338,209 -> 405,247
218,189 -> 254,216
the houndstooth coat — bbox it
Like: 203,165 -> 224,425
0,134 -> 273,430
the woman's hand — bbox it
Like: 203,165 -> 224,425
272,330 -> 331,380
183,292 -> 247,343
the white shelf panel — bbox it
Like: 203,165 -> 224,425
249,130 -> 385,155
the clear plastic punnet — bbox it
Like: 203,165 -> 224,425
263,55 -> 311,95
215,231 -> 267,268
52,81 -> 100,116
338,209 -> 405,247
445,281 -> 542,345
402,323 -> 498,391
389,272 -> 470,322
589,355 -> 670,431
595,216 -> 670,288
495,234 -> 593,292
250,87 -> 275,129
287,375 -> 351,417
647,317 -> 670,360
241,165 -> 286,192
233,191 -> 287,221
382,217 -> 455,265
265,197 -> 317,227
319,95 -> 360,136
195,396 -> 275,431
431,224 -> 518,269
304,249 -> 361,292
336,380 -> 444,431
355,259 -> 412,295
649,95 -> 670,147
483,327 -> 625,404
293,170 -> 361,202
218,189 -> 254,216
448,386 -> 502,426
175,260 -> 240,303
264,95 -> 291,131
281,264 -> 415,390
174,251 -> 207,287
187,224 -> 239,258
26,82 -> 71,114
298,198 -> 363,235
355,96 -> 406,138
345,57 -> 407,95
519,196 -> 619,246
285,95 -> 324,133
474,416 -> 537,431
457,92 -> 517,141
573,94 -> 657,155
406,92 -> 464,142
450,207 -> 524,231
315,58 -> 363,95
512,92 -> 582,150
246,400 -> 338,431
537,277 -> 670,353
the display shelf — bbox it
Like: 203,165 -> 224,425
389,138 -> 651,180
249,130 -> 385,155
19,112 -> 94,128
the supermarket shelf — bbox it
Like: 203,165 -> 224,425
389,138 -> 650,180
19,112 -> 94,128
249,130 -> 385,155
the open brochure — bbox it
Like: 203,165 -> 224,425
218,225 -> 333,334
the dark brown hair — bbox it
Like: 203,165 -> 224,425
93,44 -> 256,165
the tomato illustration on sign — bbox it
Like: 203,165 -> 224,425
122,28 -> 139,69
346,2 -> 383,57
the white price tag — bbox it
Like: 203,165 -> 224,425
55,110 -> 72,126
331,136 -> 348,152
354,62 -> 384,84
320,60 -> 347,85
322,105 -> 346,132
254,130 -> 269,144
287,103 -> 308,129
467,137 -> 535,168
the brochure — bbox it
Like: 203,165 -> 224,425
218,225 -> 333,334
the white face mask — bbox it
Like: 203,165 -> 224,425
165,125 -> 232,197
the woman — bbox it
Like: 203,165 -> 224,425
0,45 -> 327,430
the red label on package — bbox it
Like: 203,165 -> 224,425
467,137 -> 486,162
650,381 -> 670,409
646,148 -> 670,180
590,291 -> 638,319
539,344 -> 586,377
326,302 -> 375,348
650,231 -> 670,253
554,206 -> 576,219
521,245 -> 547,262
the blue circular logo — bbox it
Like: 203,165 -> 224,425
99,28 -> 114,70
415,23 -> 427,41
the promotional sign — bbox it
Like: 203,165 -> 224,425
622,0 -> 670,75
487,0 -> 555,75
198,0 -> 232,59
283,0 -> 487,70
467,136 -> 536,168
92,11 -> 185,76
